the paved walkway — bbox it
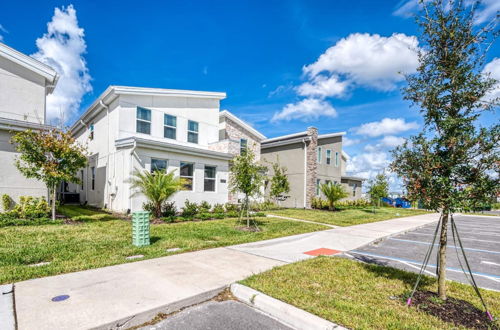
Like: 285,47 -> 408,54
13,213 -> 439,330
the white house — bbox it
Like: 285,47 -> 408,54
69,86 -> 265,213
0,42 -> 58,210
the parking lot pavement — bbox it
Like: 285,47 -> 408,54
345,215 -> 500,291
140,300 -> 292,330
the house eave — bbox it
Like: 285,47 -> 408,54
0,117 -> 55,132
341,175 -> 366,182
318,132 -> 346,139
115,137 -> 234,160
261,136 -> 311,149
219,110 -> 266,141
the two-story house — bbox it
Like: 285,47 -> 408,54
69,86 -> 266,213
261,127 -> 364,208
0,42 -> 58,210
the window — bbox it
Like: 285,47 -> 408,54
136,107 -> 151,134
187,120 -> 199,143
335,152 -> 339,167
91,167 -> 95,190
164,114 -> 176,139
204,166 -> 216,192
180,162 -> 194,190
151,159 -> 167,173
80,170 -> 84,190
89,123 -> 94,140
240,138 -> 248,155
316,179 -> 321,196
317,147 -> 322,164
353,183 -> 357,197
326,149 -> 331,165
325,180 -> 331,185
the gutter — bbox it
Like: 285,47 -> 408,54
100,100 -> 111,209
129,139 -> 137,213
302,138 -> 307,209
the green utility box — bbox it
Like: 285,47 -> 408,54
132,211 -> 150,246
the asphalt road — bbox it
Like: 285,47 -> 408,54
140,300 -> 292,330
346,214 -> 500,291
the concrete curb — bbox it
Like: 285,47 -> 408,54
0,284 -> 16,330
230,283 -> 346,330
93,286 -> 226,330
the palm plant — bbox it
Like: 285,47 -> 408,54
130,170 -> 182,218
320,182 -> 348,211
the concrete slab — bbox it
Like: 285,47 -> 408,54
229,213 -> 440,263
0,284 -> 15,330
15,248 -> 284,330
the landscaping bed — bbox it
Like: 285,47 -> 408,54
266,207 -> 431,226
241,257 -> 500,329
0,206 -> 326,283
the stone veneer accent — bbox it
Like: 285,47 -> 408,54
304,127 -> 318,208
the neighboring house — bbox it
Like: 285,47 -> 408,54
0,42 -> 58,210
68,86 -> 264,213
261,127 -> 364,208
209,110 -> 266,202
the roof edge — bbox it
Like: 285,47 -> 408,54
220,110 -> 266,140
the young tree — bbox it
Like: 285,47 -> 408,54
130,170 -> 183,218
320,182 -> 348,211
367,173 -> 389,206
269,161 -> 290,205
230,149 -> 266,227
12,129 -> 88,220
391,0 -> 499,300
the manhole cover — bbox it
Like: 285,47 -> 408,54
51,295 -> 70,302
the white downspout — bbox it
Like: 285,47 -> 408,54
129,140 -> 137,213
302,138 -> 307,209
100,100 -> 110,209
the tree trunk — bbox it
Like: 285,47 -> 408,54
438,212 -> 448,300
51,184 -> 56,221
246,196 -> 250,228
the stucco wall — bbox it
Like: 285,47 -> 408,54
0,57 -> 47,124
0,130 -> 47,210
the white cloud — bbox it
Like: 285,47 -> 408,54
303,33 -> 419,91
353,118 -> 419,137
31,5 -> 92,124
0,24 -> 7,41
482,57 -> 500,102
271,98 -> 337,122
379,135 -> 406,148
394,0 -> 499,25
297,74 -> 348,98
343,137 -> 361,147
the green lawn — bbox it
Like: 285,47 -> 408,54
241,257 -> 500,329
266,207 -> 431,226
0,206 -> 326,284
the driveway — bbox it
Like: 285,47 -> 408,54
347,214 -> 500,291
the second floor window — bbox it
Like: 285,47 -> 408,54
188,120 -> 199,143
240,138 -> 247,155
89,123 -> 94,140
151,159 -> 167,173
164,114 -> 176,140
317,147 -> 322,164
180,162 -> 194,190
326,149 -> 331,165
136,107 -> 151,134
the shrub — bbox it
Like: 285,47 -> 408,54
225,211 -> 239,218
196,212 -> 213,220
0,213 -> 58,227
213,213 -> 225,219
250,200 -> 280,211
1,194 -> 14,212
8,196 -> 50,219
225,203 -> 240,213
491,202 -> 500,210
212,203 -> 225,214
162,201 -> 177,217
335,199 -> 371,209
199,201 -> 211,213
181,200 -> 198,218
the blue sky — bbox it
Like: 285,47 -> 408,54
1,0 -> 498,189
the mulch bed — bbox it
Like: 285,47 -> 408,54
410,291 -> 498,329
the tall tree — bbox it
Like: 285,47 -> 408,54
367,173 -> 390,206
269,161 -> 290,205
230,149 -> 266,227
12,129 -> 88,220
391,0 -> 499,300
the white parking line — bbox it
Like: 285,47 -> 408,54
482,261 -> 500,267
403,232 -> 500,244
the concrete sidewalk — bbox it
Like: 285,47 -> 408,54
229,213 -> 440,262
13,213 -> 439,330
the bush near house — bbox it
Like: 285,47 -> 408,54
0,195 -> 54,227
311,197 -> 372,210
